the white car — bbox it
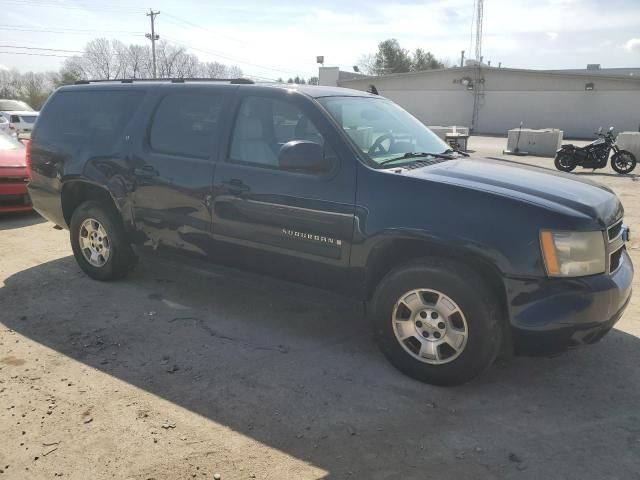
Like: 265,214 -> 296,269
0,99 -> 39,136
0,115 -> 17,138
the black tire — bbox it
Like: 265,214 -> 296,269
69,200 -> 138,281
554,151 -> 576,172
611,150 -> 637,174
370,258 -> 502,386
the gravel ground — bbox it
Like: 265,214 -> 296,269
1,136 -> 639,480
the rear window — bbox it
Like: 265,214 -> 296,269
0,100 -> 34,111
35,90 -> 143,148
20,116 -> 37,124
149,92 -> 225,158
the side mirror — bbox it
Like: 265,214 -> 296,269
609,126 -> 614,132
278,140 -> 332,173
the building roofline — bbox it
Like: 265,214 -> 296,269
338,65 -> 640,84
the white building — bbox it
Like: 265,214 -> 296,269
320,65 -> 640,138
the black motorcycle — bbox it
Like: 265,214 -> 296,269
554,127 -> 637,174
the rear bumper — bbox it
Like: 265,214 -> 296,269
0,183 -> 32,213
506,248 -> 634,355
27,183 -> 66,226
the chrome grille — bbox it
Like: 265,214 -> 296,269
607,219 -> 623,242
606,219 -> 626,274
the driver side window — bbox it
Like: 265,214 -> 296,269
229,96 -> 325,168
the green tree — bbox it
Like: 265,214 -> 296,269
374,39 -> 412,75
411,48 -> 444,71
308,76 -> 319,85
358,39 -> 445,75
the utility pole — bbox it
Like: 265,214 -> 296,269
146,9 -> 160,78
460,50 -> 465,68
471,0 -> 484,132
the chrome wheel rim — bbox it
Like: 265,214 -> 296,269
79,218 -> 110,268
392,288 -> 468,365
559,156 -> 572,168
615,153 -> 633,170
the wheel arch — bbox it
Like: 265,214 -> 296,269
363,237 -> 511,351
61,180 -> 121,227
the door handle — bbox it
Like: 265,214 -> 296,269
222,178 -> 250,195
134,165 -> 158,178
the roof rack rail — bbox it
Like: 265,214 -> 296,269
74,78 -> 255,85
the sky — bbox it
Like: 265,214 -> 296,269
1,0 -> 639,79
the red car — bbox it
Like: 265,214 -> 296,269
0,131 -> 32,213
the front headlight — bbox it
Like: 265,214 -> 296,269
540,230 -> 606,277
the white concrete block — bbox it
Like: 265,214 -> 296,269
507,128 -> 563,157
615,132 -> 640,161
427,126 -> 470,141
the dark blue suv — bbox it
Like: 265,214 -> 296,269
27,80 -> 633,385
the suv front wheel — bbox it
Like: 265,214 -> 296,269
371,258 -> 502,386
70,200 -> 138,281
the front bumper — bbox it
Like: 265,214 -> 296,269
0,183 -> 32,213
506,248 -> 634,355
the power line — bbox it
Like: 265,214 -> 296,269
0,23 -> 145,33
0,0 -> 146,14
0,50 -> 73,58
0,25 -> 145,36
0,44 -> 83,53
162,35 -> 302,77
161,12 -> 314,64
162,12 -> 246,46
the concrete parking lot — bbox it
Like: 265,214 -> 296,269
1,136 -> 639,480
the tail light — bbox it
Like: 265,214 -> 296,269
8,123 -> 16,130
25,139 -> 32,178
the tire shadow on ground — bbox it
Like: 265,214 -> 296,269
2,255 -> 640,479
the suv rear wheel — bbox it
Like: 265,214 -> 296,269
370,258 -> 502,386
70,200 -> 137,281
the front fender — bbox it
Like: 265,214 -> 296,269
557,145 -> 575,154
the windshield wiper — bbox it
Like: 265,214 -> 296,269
444,147 -> 470,157
377,151 -> 456,167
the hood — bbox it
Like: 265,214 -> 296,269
0,148 -> 27,168
408,157 -> 622,227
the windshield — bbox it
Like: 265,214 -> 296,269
0,131 -> 23,151
317,96 -> 450,167
0,100 -> 34,112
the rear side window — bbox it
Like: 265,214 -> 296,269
36,90 -> 143,148
149,92 -> 224,158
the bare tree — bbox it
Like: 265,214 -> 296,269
173,52 -> 200,78
0,69 -> 22,99
156,41 -> 187,78
130,44 -> 153,79
83,38 -> 121,79
0,69 -> 56,109
0,37 -> 246,111
60,56 -> 87,81
200,61 -> 228,78
226,65 -> 243,78
20,72 -> 50,108
357,53 -> 377,75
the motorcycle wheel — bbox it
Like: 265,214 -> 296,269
554,151 -> 577,172
611,150 -> 637,174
